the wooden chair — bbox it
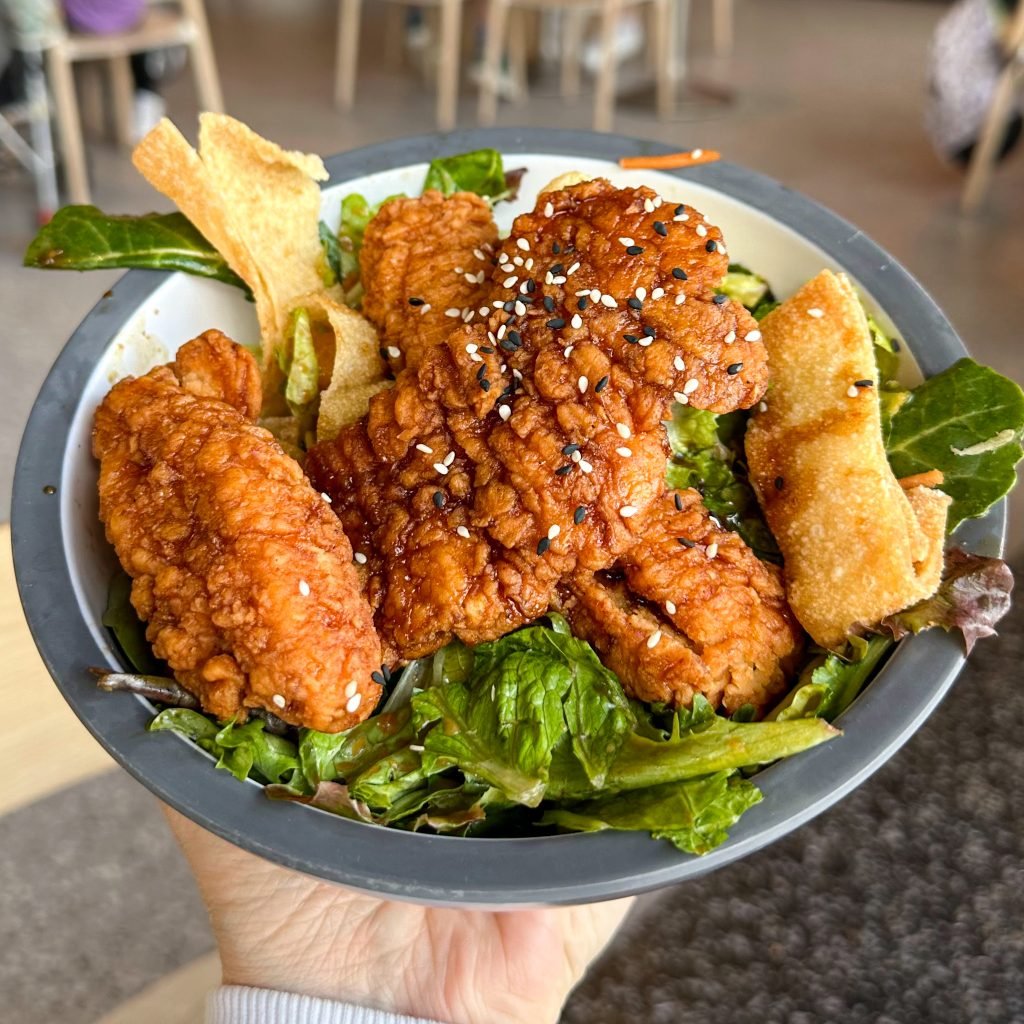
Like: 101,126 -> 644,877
710,0 -> 733,56
335,0 -> 468,132
45,0 -> 223,205
478,0 -> 676,133
961,1 -> 1024,212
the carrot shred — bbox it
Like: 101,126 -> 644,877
899,469 -> 945,490
618,149 -> 721,170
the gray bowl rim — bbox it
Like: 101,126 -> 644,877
11,126 -> 1005,908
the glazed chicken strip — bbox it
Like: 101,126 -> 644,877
94,330 -> 383,732
558,489 -> 804,714
307,180 -> 774,674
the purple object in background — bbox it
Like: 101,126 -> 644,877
62,0 -> 145,35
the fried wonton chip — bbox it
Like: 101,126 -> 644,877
745,269 -> 949,649
132,115 -> 329,371
540,170 -> 591,194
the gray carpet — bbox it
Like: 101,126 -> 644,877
3,565 -> 1021,1024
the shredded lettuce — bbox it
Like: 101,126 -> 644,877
423,148 -> 524,203
717,263 -> 773,311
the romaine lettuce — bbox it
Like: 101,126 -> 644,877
423,148 -> 524,203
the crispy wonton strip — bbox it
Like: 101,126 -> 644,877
745,269 -> 949,648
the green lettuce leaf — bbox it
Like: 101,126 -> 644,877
24,206 -> 247,290
886,358 -> 1024,530
422,148 -> 521,202
881,547 -> 1014,654
717,263 -> 772,311
542,771 -> 761,855
283,307 -> 319,415
318,220 -> 342,287
102,571 -> 161,674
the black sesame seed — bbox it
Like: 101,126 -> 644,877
627,297 -> 643,311
854,379 -> 875,388
526,279 -> 536,293
379,347 -> 390,360
574,506 -> 587,525
543,295 -> 555,313
382,664 -> 393,683
677,537 -> 696,547
562,443 -> 580,455
727,362 -> 743,375
674,493 -> 683,511
433,490 -> 446,508
499,339 -> 517,352
642,325 -> 657,338
550,263 -> 564,275
594,375 -> 609,393
508,330 -> 522,346
578,296 -> 589,311
479,378 -> 491,391
705,240 -> 718,252
672,267 -> 688,280
624,334 -> 639,343
476,364 -> 487,380
503,300 -> 516,312
653,221 -> 667,237
554,464 -> 574,476
499,385 -> 514,400
713,293 -> 727,305
371,670 -> 386,686
547,318 -> 566,329
674,204 -> 685,216
774,476 -> 784,491
626,245 -> 644,255
537,536 -> 551,555
552,242 -> 561,254
408,297 -> 425,306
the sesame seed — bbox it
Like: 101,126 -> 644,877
600,294 -> 617,308
563,345 -> 574,357
674,356 -> 686,372
644,197 -> 656,213
525,258 -> 535,270
678,537 -> 696,547
544,201 -> 554,217
513,255 -> 524,267
567,262 -> 580,276
456,525 -> 471,539
479,306 -> 489,316
416,442 -> 434,454
387,345 -> 401,359
620,505 -> 639,518
674,493 -> 683,510
713,294 -> 728,305
692,148 -> 704,158
807,307 -> 824,318
553,242 -> 561,254
571,450 -> 582,463
639,336 -> 653,348
627,245 -> 644,255
554,464 -> 574,476
298,578 -> 311,596
727,362 -> 743,375
590,289 -> 601,302
575,289 -> 591,297
653,221 -> 667,237
500,263 -> 514,273
496,324 -> 507,340
724,330 -> 736,344
674,391 -> 690,405
675,293 -> 686,305
421,303 -> 432,313
547,318 -> 566,329
578,375 -> 589,393
759,401 -> 768,413
465,273 -> 478,284
272,693 -> 286,708
619,236 -> 635,246
354,552 -> 368,565
574,505 -> 587,524
636,287 -> 647,300
548,524 -> 561,539
847,385 -> 860,398
674,212 -> 690,222
696,223 -> 708,237
855,379 -> 874,388
705,240 -> 718,252
774,476 -> 784,490
443,451 -> 456,467
321,492 -> 333,504
454,266 -> 464,274
470,352 -> 483,363
570,313 -> 582,329
433,462 -> 449,475
346,693 -> 362,713
616,446 -> 632,457
544,295 -> 556,313
647,629 -> 662,649
492,299 -> 504,308
594,375 -> 610,393
624,334 -> 639,343
643,325 -> 657,339
517,237 -> 530,251
515,300 -> 527,316
432,490 -> 445,508
706,542 -> 719,559
503,276 -> 518,288
666,600 -> 677,614
499,404 -> 511,421
672,267 -> 688,280
652,287 -> 665,300
513,369 -> 523,380
562,443 -> 580,455
627,297 -> 643,311
474,248 -> 485,260
537,536 -> 551,555
579,459 -> 593,473
545,272 -> 553,285
345,680 -> 359,697
408,296 -> 424,306
551,275 -> 567,285
479,378 -> 491,391
683,378 -> 699,394
675,204 -> 686,216
616,422 -> 631,438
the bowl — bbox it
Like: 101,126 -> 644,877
11,128 -> 1005,907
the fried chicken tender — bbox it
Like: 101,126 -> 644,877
93,330 -> 382,732
308,181 -> 773,670
558,489 -> 804,714
361,191 -> 498,372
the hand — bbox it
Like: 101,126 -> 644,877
165,808 -> 633,1024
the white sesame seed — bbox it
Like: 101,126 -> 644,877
479,306 -> 489,317
674,356 -> 686,372
513,237 -> 528,252
473,248 -> 485,261
454,266 -> 464,274
745,329 -> 762,342
674,392 -> 690,405
563,345 -> 574,358
724,330 -> 736,344
345,680 -> 358,698
616,446 -> 633,458
654,195 -> 663,208
600,294 -> 617,308
475,271 -> 485,284
571,313 -> 583,329
500,363 -> 507,372
470,352 -> 483,363
298,578 -> 310,597
590,288 -> 601,302
665,600 -> 677,614
636,286 -> 647,300
571,450 -> 582,463
492,299 -> 505,308
579,459 -> 593,473
544,201 -> 554,217
515,300 -> 526,315
513,368 -> 523,381
552,275 -> 567,285
692,148 -> 704,158
578,375 -> 589,394
443,451 -> 456,467
321,492 -> 332,504
525,258 -> 534,270
465,273 -> 478,284
652,287 -> 665,300
644,197 -> 655,213
503,276 -> 517,289
616,422 -> 631,438
639,336 -> 653,347
456,525 -> 471,539
683,378 -> 699,395
496,324 -> 507,340
346,693 -> 362,713
696,224 -> 707,237
620,505 -> 639,518
575,289 -> 591,297
675,293 -> 687,305
433,463 -> 449,475
500,263 -> 514,273
513,255 -> 524,267
354,552 -> 368,565
718,246 -> 727,257
420,303 -> 431,314
808,307 -> 825,319
706,542 -> 719,559
567,261 -> 580,276
445,307 -> 461,318
416,442 -> 434,453
272,693 -> 286,708
619,236 -> 635,247
545,272 -> 554,285
498,404 -> 511,421
847,384 -> 860,398
674,213 -> 689,222
548,524 -> 560,540
758,401 -> 768,413
463,310 -> 474,322
647,629 -> 662,649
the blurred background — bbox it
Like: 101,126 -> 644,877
1,1 -> 1022,1022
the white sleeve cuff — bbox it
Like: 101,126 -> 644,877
206,986 -> 445,1024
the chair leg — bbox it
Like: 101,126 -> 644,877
560,7 -> 584,99
508,8 -> 529,104
45,47 -> 90,205
593,0 -> 622,132
962,62 -> 1023,212
183,0 -> 225,112
436,0 -> 462,131
478,0 -> 509,125
653,0 -> 673,119
711,0 -> 733,57
335,0 -> 362,109
108,54 -> 134,147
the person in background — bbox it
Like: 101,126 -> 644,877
167,809 -> 633,1024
